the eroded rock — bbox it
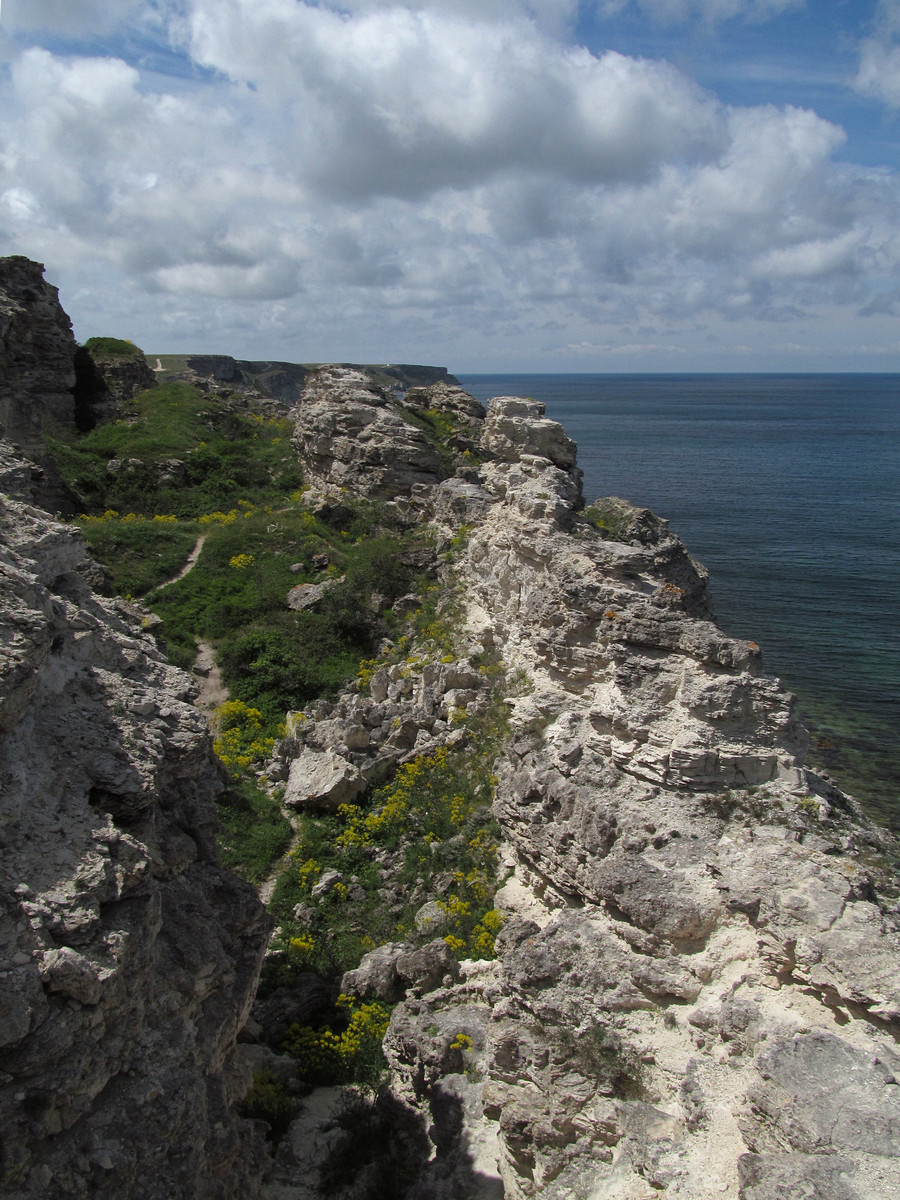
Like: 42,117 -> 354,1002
0,445 -> 270,1199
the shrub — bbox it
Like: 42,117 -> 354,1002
236,1071 -> 297,1145
283,994 -> 390,1088
82,336 -> 144,358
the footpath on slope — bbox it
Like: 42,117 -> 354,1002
150,534 -> 230,716
152,530 -> 301,903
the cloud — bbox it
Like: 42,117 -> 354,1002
0,0 -> 898,366
184,0 -> 726,200
855,0 -> 900,107
594,0 -> 802,26
1,0 -> 161,38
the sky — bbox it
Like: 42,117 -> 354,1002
1,1 -> 900,371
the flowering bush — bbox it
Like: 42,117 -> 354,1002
283,994 -> 390,1086
198,509 -> 239,525
213,699 -> 276,777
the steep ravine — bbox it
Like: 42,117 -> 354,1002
2,258 -> 899,1200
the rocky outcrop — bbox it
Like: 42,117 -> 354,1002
269,655 -> 492,808
73,343 -> 157,427
155,357 -> 457,406
0,443 -> 270,1198
291,366 -> 443,498
0,257 -> 78,510
290,366 -> 481,499
281,386 -> 900,1200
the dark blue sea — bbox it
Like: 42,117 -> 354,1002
458,374 -> 900,828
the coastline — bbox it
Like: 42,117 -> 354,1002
460,372 -> 900,827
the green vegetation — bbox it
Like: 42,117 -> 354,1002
267,695 -> 510,1096
267,704 -> 508,985
82,336 -> 145,359
211,701 -> 292,882
147,501 -> 421,721
282,993 -> 391,1088
47,381 -> 442,888
49,381 -> 302,518
217,777 -> 292,884
581,499 -> 631,540
76,513 -> 200,596
236,1071 -> 297,1145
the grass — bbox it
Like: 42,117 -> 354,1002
49,381 -> 302,518
147,501 -> 423,722
82,336 -> 145,359
77,516 -> 201,596
217,777 -> 293,884
82,336 -> 145,357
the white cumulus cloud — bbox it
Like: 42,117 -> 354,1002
0,0 -> 898,367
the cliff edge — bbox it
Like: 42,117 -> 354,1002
265,374 -> 900,1200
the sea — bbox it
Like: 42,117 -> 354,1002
458,374 -> 900,829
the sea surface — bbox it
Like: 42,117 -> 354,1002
458,374 -> 900,828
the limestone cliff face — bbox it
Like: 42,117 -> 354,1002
291,365 -> 484,498
280,372 -> 900,1200
0,445 -> 270,1195
72,344 -> 158,429
0,258 -> 79,510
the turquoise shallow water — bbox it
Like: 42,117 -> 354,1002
458,374 -> 900,828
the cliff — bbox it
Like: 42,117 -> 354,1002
0,257 -> 81,512
262,376 -> 900,1200
72,338 -> 158,429
2,259 -> 898,1200
0,270 -> 270,1197
152,354 -> 458,406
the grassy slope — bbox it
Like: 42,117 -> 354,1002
47,378 -> 432,881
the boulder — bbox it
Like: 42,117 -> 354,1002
283,747 -> 366,810
341,942 -> 410,1002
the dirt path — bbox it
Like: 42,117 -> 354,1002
192,639 -> 229,717
158,533 -> 207,590
151,535 -> 226,714
258,833 -> 300,907
151,528 -> 294,904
